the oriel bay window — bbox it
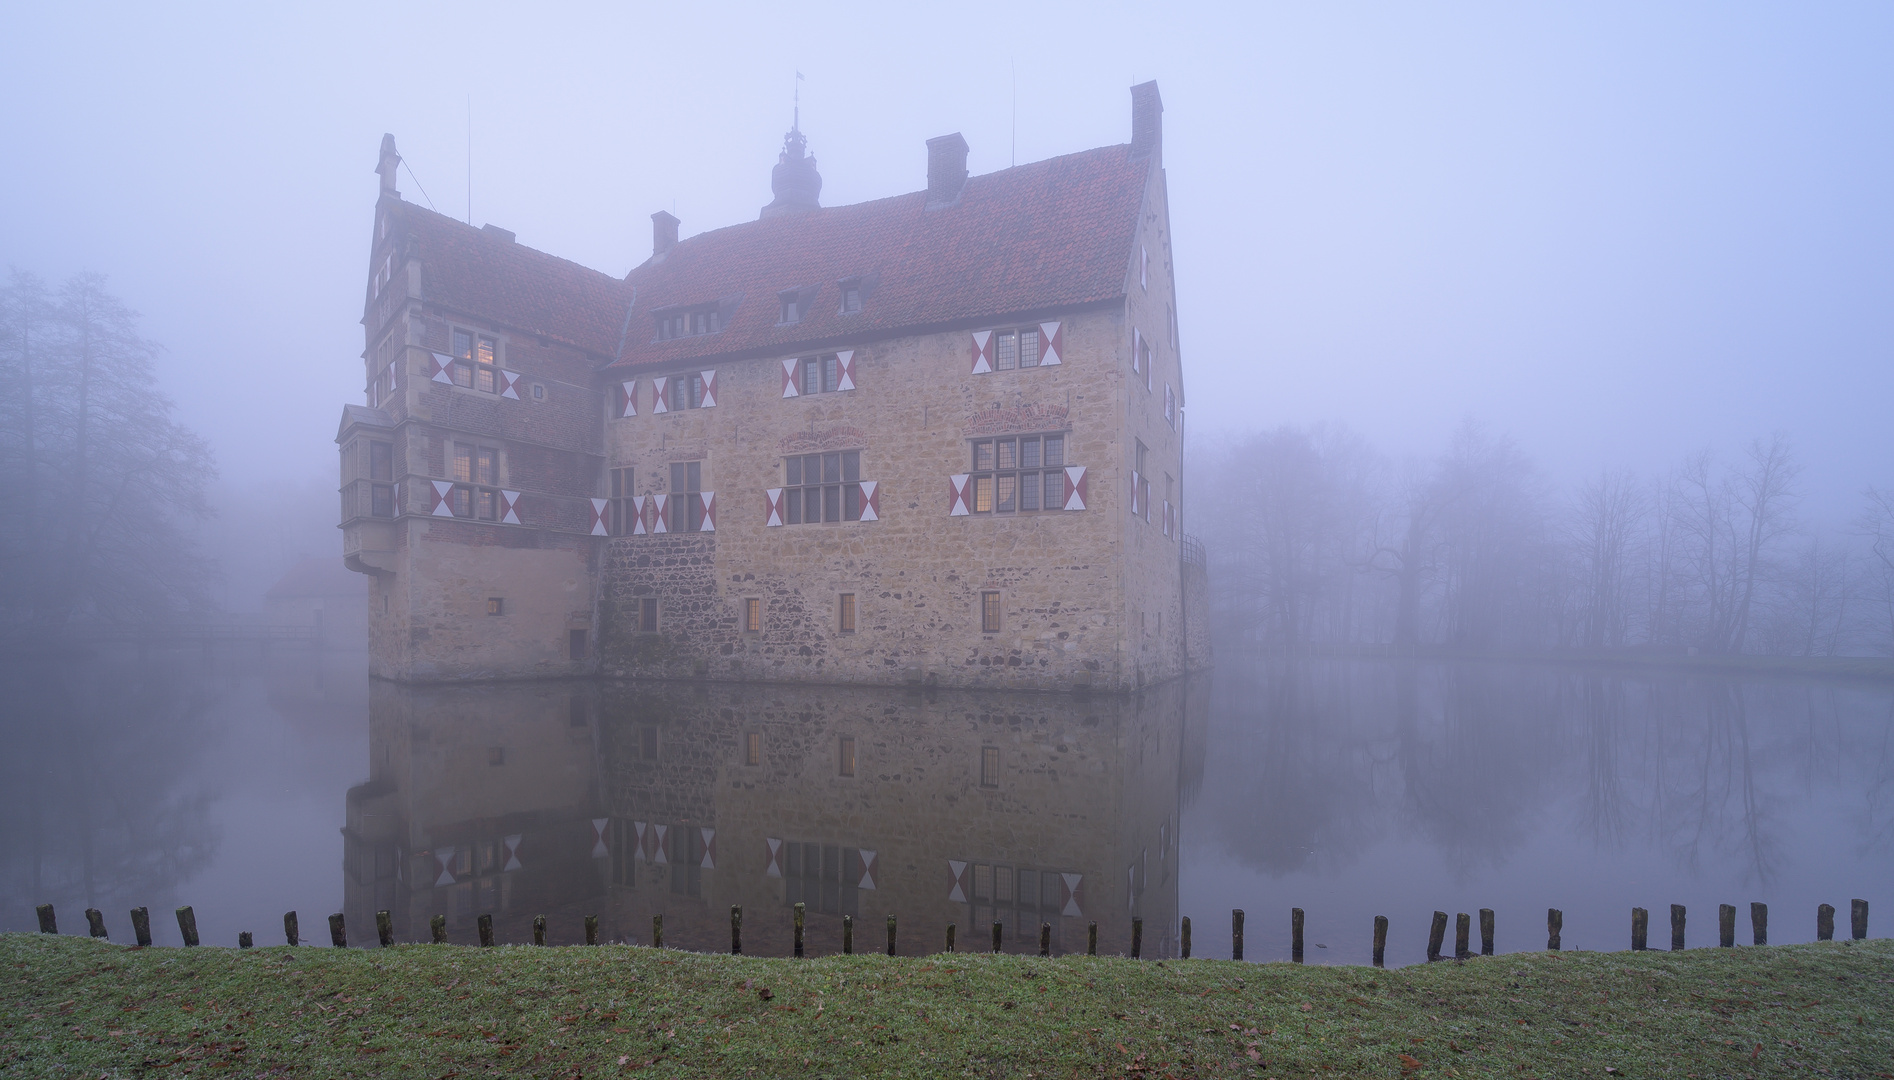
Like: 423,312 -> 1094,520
785,450 -> 863,524
969,434 -> 1065,513
452,444 -> 500,520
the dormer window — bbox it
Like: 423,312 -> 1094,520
842,285 -> 862,313
780,292 -> 801,325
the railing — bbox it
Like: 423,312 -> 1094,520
1180,533 -> 1206,570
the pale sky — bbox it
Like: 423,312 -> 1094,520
4,1 -> 1890,525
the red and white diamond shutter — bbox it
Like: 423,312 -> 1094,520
617,380 -> 638,418
632,821 -> 649,862
1039,322 -> 1063,365
653,495 -> 670,534
1064,466 -> 1088,511
698,491 -> 715,532
428,351 -> 454,383
765,837 -> 784,877
1060,873 -> 1084,917
699,827 -> 716,869
651,824 -> 669,865
499,369 -> 522,400
591,819 -> 609,859
429,480 -> 455,517
780,358 -> 800,398
835,350 -> 856,390
764,488 -> 784,527
856,848 -> 878,890
949,474 -> 971,516
499,490 -> 521,525
651,376 -> 670,414
946,860 -> 971,903
699,370 -> 717,408
589,498 -> 609,536
630,494 -> 647,535
432,846 -> 456,886
858,481 -> 880,521
504,834 -> 524,871
970,330 -> 994,374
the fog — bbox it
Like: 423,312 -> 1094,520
3,2 -> 1891,608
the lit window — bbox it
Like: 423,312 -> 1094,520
981,591 -> 1001,633
838,736 -> 856,778
839,593 -> 856,633
968,435 -> 1066,514
981,746 -> 1000,788
745,732 -> 762,766
486,597 -> 504,616
745,597 -> 761,632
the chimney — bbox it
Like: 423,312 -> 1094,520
1130,81 -> 1163,161
651,211 -> 679,258
926,133 -> 969,207
376,133 -> 400,199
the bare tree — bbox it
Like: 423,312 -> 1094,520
1728,434 -> 1801,653
1856,487 -> 1894,657
1568,468 -> 1651,650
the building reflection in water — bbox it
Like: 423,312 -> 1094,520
346,676 -> 1207,956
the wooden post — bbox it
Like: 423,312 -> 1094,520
1373,915 -> 1388,968
1232,909 -> 1245,961
1291,908 -> 1304,963
1181,916 -> 1192,959
533,915 -> 547,946
652,914 -> 664,950
475,913 -> 492,948
1427,911 -> 1447,962
842,914 -> 853,955
1817,904 -> 1834,941
731,905 -> 742,955
1671,904 -> 1686,951
946,923 -> 956,953
36,904 -> 56,934
1040,922 -> 1051,957
1719,904 -> 1735,947
1751,902 -> 1767,946
1479,909 -> 1495,955
177,907 -> 200,948
1852,898 -> 1868,940
584,915 -> 598,946
1131,917 -> 1143,959
991,921 -> 1003,954
85,909 -> 108,939
131,907 -> 153,947
886,914 -> 897,957
1547,908 -> 1562,952
329,913 -> 347,948
1631,907 -> 1647,951
1455,912 -> 1471,960
431,915 -> 447,943
239,932 -> 253,949
792,903 -> 803,957
377,910 -> 395,948
1088,922 -> 1098,956
283,911 -> 299,947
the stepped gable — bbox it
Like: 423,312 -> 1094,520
609,143 -> 1150,370
381,199 -> 632,358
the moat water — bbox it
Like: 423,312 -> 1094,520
3,645 -> 1890,966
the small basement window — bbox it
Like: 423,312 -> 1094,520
487,597 -> 504,616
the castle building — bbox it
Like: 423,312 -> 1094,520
338,82 -> 1208,691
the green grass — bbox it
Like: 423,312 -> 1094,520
4,934 -> 1891,1078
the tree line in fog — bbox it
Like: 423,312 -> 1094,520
1192,421 -> 1894,658
0,270 -> 215,635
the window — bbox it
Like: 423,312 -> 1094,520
668,828 -> 704,897
980,746 -> 1000,788
532,383 -> 546,401
1134,441 -> 1151,522
569,629 -> 588,660
783,451 -> 864,524
656,304 -> 722,341
799,354 -> 845,395
744,597 -> 762,633
1139,335 -> 1153,390
639,598 -> 659,633
369,440 -> 394,518
981,591 -> 1001,633
609,467 -> 637,536
667,373 -> 709,411
968,434 -> 1065,514
779,291 -> 802,325
486,597 -> 504,616
451,444 -> 500,520
1141,245 -> 1149,291
668,461 -> 708,532
1164,474 -> 1175,538
451,329 -> 499,392
744,732 -> 763,766
838,736 -> 857,778
839,593 -> 856,633
841,284 -> 862,313
1164,384 -> 1176,428
640,725 -> 659,760
992,326 -> 1042,371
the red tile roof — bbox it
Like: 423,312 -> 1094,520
609,143 -> 1151,370
383,200 -> 632,357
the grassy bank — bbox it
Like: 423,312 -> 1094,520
4,935 -> 1890,1078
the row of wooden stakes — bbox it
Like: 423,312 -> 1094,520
32,899 -> 1873,963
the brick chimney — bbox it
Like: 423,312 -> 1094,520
651,211 -> 679,258
1130,81 -> 1163,161
926,133 -> 969,208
